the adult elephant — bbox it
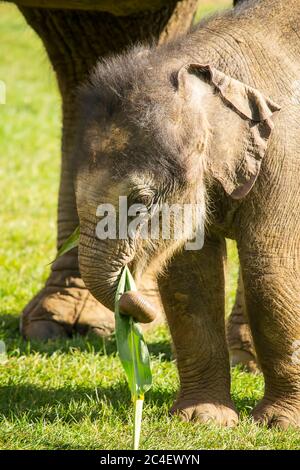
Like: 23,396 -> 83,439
15,0 -> 255,368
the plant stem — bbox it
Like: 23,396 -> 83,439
133,398 -> 144,450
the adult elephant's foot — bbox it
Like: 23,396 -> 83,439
226,274 -> 258,372
227,314 -> 258,372
20,271 -> 115,340
171,397 -> 238,427
252,397 -> 300,429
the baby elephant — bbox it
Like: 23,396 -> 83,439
75,0 -> 300,428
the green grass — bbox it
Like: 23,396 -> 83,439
194,0 -> 231,22
0,3 -> 299,450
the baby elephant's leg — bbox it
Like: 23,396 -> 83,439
239,240 -> 300,429
158,236 -> 238,427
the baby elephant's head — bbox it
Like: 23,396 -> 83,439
74,46 -> 280,316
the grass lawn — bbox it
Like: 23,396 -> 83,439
0,2 -> 299,450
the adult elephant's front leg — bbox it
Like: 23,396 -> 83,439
18,2 -> 198,340
158,236 -> 238,426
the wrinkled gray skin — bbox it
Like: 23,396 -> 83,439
75,0 -> 300,428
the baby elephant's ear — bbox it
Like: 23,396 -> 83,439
180,64 -> 281,199
197,64 -> 281,122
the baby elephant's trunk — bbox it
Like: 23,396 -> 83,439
119,291 -> 157,323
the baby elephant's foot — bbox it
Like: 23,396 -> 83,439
171,398 -> 239,427
253,397 -> 300,429
21,272 -> 115,340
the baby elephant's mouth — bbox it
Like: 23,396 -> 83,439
119,290 -> 157,323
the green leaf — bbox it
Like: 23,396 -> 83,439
52,226 -> 80,263
115,266 -> 152,400
115,265 -> 153,449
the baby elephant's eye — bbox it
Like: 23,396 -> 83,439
128,189 -> 155,209
139,192 -> 155,208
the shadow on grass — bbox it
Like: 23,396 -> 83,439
0,382 -> 175,424
0,314 -> 258,420
231,393 -> 259,415
0,313 -> 19,337
0,313 -> 172,360
0,381 -> 257,424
